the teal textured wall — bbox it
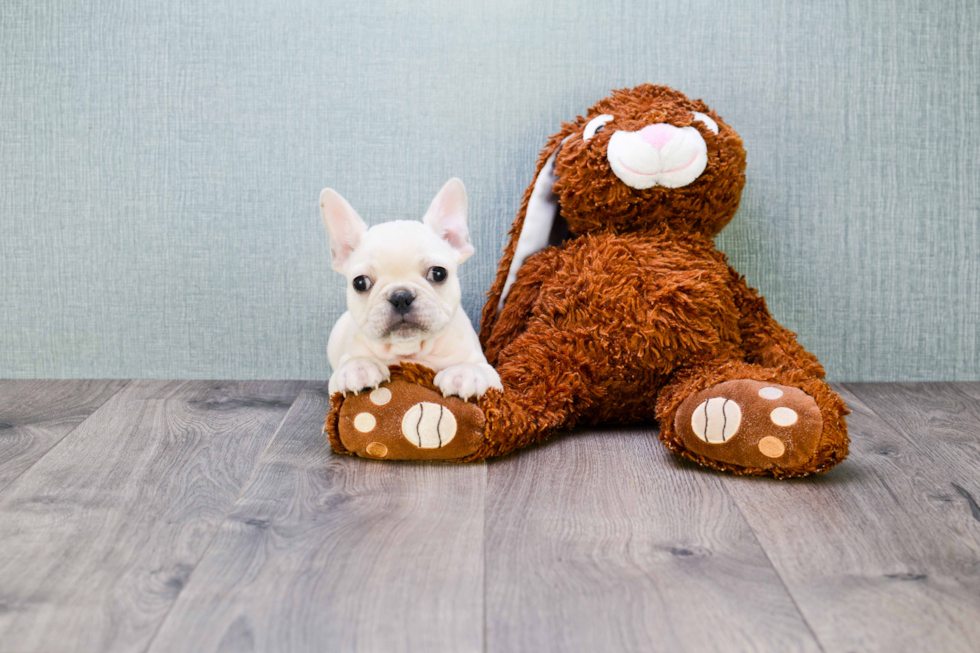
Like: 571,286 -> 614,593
1,0 -> 977,380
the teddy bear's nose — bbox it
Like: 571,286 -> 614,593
638,124 -> 675,150
388,290 -> 415,315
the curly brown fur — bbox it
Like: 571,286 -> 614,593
328,84 -> 848,477
324,391 -> 349,454
481,85 -> 746,339
655,360 -> 848,478
475,84 -> 847,476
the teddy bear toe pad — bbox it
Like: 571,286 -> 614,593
675,379 -> 823,470
335,380 -> 485,461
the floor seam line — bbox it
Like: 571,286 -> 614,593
842,381 -> 980,502
839,382 -> 954,452
139,380 -> 308,653
840,382 -> 916,436
0,379 -> 133,498
945,382 -> 980,409
722,481 -> 827,653
482,460 -> 489,653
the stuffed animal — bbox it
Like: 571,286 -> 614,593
325,84 -> 849,477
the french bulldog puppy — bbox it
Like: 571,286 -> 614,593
320,178 -> 502,400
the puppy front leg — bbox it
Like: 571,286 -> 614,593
434,363 -> 502,401
329,357 -> 391,395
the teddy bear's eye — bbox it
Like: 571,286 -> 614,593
352,275 -> 372,292
583,114 -> 614,141
692,112 -> 719,135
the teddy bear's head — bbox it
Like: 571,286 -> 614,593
553,84 -> 746,237
483,85 -> 747,323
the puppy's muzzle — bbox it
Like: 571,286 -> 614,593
388,290 -> 415,316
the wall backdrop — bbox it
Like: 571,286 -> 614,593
2,0 -> 978,381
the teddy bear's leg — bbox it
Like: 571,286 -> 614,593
472,327 -> 601,458
727,266 -> 829,377
655,359 -> 849,478
324,324 -> 598,461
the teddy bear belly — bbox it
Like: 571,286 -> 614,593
526,235 -> 741,353
492,233 -> 745,409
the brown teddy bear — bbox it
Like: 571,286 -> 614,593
326,84 -> 849,478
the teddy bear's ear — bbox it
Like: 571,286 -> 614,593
480,133 -> 571,342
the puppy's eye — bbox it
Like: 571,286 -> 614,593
692,111 -> 719,135
352,275 -> 372,292
426,266 -> 448,283
583,114 -> 614,141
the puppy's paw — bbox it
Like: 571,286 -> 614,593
434,364 -> 502,401
329,358 -> 390,395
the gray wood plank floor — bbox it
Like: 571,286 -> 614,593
485,428 -> 821,653
0,381 -> 303,653
0,381 -> 977,653
721,384 -> 980,653
147,384 -> 485,653
0,380 -> 127,491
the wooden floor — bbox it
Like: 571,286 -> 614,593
0,381 -> 978,652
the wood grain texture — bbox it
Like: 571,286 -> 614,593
0,380 -> 302,653
950,381 -> 980,403
147,383 -> 486,653
0,380 -> 127,491
485,428 -> 821,653
1,381 -> 978,653
720,383 -> 980,653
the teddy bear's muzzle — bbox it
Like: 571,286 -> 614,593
607,124 -> 708,190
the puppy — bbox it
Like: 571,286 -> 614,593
320,178 -> 502,400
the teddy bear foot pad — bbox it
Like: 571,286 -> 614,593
334,380 -> 486,461
674,379 -> 823,471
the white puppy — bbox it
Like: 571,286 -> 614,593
320,178 -> 502,400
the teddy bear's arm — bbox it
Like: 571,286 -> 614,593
727,267 -> 826,379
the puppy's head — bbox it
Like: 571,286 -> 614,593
319,178 -> 474,345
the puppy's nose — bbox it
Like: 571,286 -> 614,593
388,290 -> 415,315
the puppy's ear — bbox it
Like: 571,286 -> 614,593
423,178 -> 475,264
319,188 -> 368,273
